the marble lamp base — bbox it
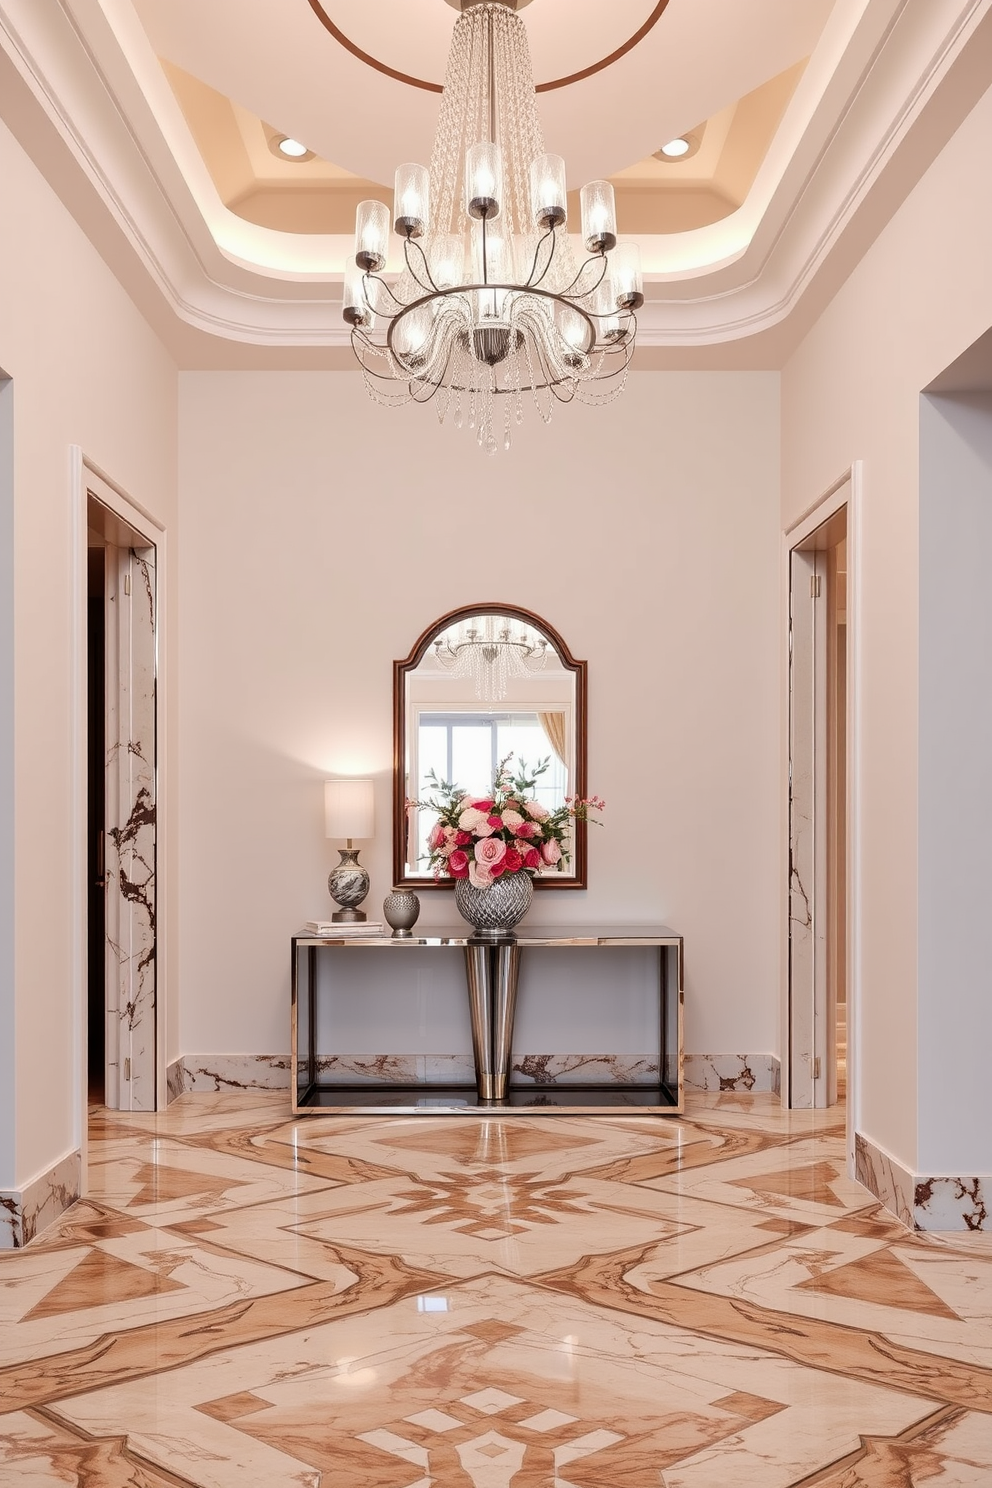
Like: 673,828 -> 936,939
327,847 -> 370,922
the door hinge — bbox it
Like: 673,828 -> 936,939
810,575 -> 821,599
124,573 -> 131,596
813,1056 -> 821,1081
124,1057 -> 131,1082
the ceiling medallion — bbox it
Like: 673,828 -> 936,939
344,0 -> 643,453
306,0 -> 671,94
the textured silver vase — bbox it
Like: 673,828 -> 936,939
383,887 -> 420,938
455,871 -> 534,938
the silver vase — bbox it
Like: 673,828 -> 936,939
455,871 -> 534,938
383,887 -> 420,938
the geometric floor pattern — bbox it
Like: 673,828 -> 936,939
2,1092 -> 992,1485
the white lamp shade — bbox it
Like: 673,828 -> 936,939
324,779 -> 375,840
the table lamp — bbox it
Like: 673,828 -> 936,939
324,779 -> 374,922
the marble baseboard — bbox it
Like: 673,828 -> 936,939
684,1054 -> 781,1095
169,1053 -> 693,1091
856,1131 -> 990,1232
168,1053 -> 781,1094
510,1054 -> 661,1085
0,1148 -> 81,1250
166,1058 -> 185,1103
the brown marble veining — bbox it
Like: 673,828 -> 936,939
1,1092 -> 991,1485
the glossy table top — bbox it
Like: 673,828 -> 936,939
293,924 -> 682,947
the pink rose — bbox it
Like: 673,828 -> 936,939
523,846 -> 541,869
471,798 -> 494,813
514,821 -> 538,839
487,814 -> 503,829
455,830 -> 473,846
468,860 -> 493,889
428,821 -> 446,851
541,839 -> 562,866
525,800 -> 550,820
503,847 -> 523,873
501,809 -> 524,831
448,849 -> 470,877
475,837 -> 507,868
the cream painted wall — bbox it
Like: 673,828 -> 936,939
0,119 -> 178,1191
781,82 -> 992,1174
178,370 -> 781,1062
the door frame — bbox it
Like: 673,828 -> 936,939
70,451 -> 168,1167
782,464 -> 862,1172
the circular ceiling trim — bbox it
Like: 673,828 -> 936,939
305,0 -> 672,95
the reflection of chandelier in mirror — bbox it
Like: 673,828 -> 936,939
345,0 -> 642,455
434,615 -> 549,701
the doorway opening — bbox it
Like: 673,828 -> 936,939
86,492 -> 158,1112
789,504 -> 848,1109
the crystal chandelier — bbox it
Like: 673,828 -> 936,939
434,615 -> 549,701
344,0 -> 643,454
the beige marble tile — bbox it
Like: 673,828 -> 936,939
50,1272 -> 937,1488
3,1093 -> 992,1487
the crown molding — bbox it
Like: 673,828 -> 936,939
0,0 -> 989,363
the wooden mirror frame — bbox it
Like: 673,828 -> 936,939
393,603 -> 588,890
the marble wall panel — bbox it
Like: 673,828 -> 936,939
856,1131 -> 991,1232
0,1149 -> 80,1249
104,546 -> 157,1112
684,1054 -> 781,1094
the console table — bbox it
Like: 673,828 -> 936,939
291,925 -> 683,1115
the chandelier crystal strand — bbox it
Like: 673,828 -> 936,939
346,0 -> 639,452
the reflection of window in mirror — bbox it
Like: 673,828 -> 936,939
413,710 -> 571,871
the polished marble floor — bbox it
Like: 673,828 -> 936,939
2,1093 -> 992,1486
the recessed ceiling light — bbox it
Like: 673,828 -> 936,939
653,133 -> 701,162
272,135 -> 313,161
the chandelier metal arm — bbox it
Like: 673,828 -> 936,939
362,269 -> 411,313
522,224 -> 558,290
402,233 -> 442,294
559,252 -> 610,301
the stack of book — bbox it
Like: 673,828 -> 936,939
301,920 -> 385,937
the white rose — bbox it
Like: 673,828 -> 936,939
458,807 -> 487,833
501,809 -> 524,830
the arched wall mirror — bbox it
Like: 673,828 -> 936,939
393,605 -> 588,890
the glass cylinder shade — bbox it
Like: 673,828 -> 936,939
431,233 -> 466,290
613,242 -> 644,310
580,180 -> 617,254
466,141 -> 503,220
394,306 -> 432,367
473,228 -> 511,321
558,304 -> 590,364
594,276 -> 626,344
355,199 -> 389,272
530,153 -> 567,229
393,162 -> 430,238
342,263 -> 373,329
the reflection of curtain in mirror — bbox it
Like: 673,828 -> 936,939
538,712 -> 568,772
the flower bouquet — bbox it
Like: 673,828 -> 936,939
416,755 -> 604,888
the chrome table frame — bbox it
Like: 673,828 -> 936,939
291,926 -> 683,1116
